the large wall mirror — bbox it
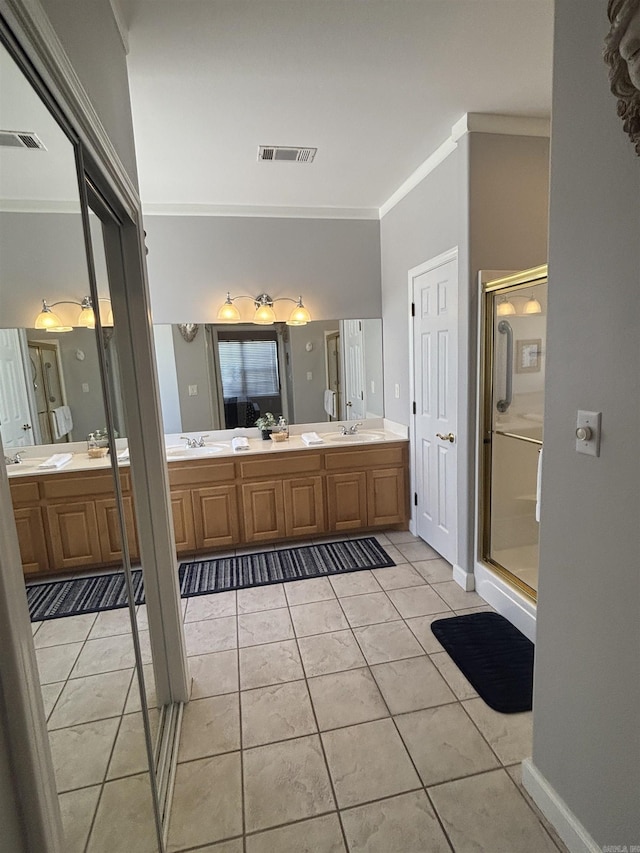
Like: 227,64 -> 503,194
0,37 -> 163,852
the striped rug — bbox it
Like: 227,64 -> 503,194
27,537 -> 394,622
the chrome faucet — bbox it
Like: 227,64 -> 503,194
340,423 -> 362,435
4,452 -> 23,465
181,435 -> 208,448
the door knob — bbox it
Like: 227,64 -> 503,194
436,432 -> 455,443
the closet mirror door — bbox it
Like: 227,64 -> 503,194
0,37 -> 162,853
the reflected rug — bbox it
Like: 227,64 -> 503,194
27,536 -> 394,621
431,612 -> 534,713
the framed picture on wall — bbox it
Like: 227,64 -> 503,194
516,338 -> 542,373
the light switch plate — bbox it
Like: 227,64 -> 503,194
576,410 -> 601,457
188,384 -> 198,396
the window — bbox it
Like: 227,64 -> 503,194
218,339 -> 280,398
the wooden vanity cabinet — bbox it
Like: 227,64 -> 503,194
282,476 -> 325,537
192,485 -> 240,549
242,480 -> 286,542
326,471 -> 368,531
13,506 -> 49,575
169,459 -> 238,552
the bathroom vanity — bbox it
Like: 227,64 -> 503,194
9,428 -> 409,577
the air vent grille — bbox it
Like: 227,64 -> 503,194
258,145 -> 316,163
0,130 -> 46,150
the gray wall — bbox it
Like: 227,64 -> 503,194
39,0 -> 139,187
143,215 -> 381,324
0,685 -> 26,853
531,0 -> 640,846
171,325 -> 215,433
289,321 -> 338,424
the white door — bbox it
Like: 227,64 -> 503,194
343,319 -> 365,420
0,328 -> 34,448
412,256 -> 458,563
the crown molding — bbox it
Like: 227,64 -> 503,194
141,202 -> 380,220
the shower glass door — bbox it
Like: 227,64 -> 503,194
481,267 -> 548,599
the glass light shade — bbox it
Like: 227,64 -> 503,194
34,304 -> 68,331
217,294 -> 241,322
253,303 -> 276,324
77,305 -> 96,328
497,298 -> 516,316
286,298 -> 311,326
105,307 -> 114,326
524,296 -> 542,315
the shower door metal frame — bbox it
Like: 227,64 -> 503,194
479,265 -> 548,603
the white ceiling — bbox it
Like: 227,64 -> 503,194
122,0 -> 553,216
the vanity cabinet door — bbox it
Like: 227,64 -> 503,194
45,501 -> 102,570
170,489 -> 196,555
367,467 -> 407,527
283,476 -> 325,538
14,506 -> 49,575
242,480 -> 286,542
95,496 -> 140,563
192,486 -> 241,549
326,472 -> 367,531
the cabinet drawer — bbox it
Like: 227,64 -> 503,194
9,480 -> 40,505
240,452 -> 322,480
169,460 -> 236,487
324,445 -> 405,471
42,472 -> 117,499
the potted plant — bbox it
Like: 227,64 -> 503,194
255,412 -> 277,440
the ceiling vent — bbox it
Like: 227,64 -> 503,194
0,130 -> 46,150
258,145 -> 316,163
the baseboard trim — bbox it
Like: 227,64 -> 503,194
522,760 -> 600,853
453,563 -> 475,591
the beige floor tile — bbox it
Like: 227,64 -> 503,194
59,785 -> 101,853
177,841 -> 243,853
371,563 -> 426,590
34,614 -> 97,648
239,639 -> 304,690
178,693 -> 240,761
48,669 -> 133,729
308,667 -> 387,730
49,717 -> 119,792
189,649 -> 239,699
430,581 -> 484,610
462,698 -> 533,764
328,570 -> 381,597
185,591 -> 237,622
506,764 -> 569,852
36,642 -> 83,684
243,735 -> 334,832
395,704 -> 499,786
341,790 -> 450,853
428,768 -> 558,852
184,616 -> 237,656
298,629 -> 366,677
168,752 -> 243,851
246,813 -> 346,853
87,772 -> 159,853
374,543 -> 407,564
241,680 -> 316,747
340,592 -> 400,628
237,583 -> 286,613
322,718 -> 420,808
290,599 -> 349,636
235,544 -> 275,555
386,585 -> 450,619
71,632 -> 150,678
370,656 -> 455,714
238,607 -> 294,647
384,531 -> 420,545
413,557 -> 454,584
395,541 -> 440,562
372,532 -> 391,545
405,614 -> 449,654
284,576 -> 336,605
124,663 -> 156,714
353,621 -> 424,665
108,710 -> 159,779
430,652 -> 478,700
89,608 -> 135,639
453,605 -> 494,616
31,621 -> 42,635
41,681 -> 64,719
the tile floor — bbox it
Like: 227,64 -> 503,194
34,531 -> 566,853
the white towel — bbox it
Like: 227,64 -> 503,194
535,448 -> 543,523
301,432 -> 324,446
50,409 -> 64,440
232,437 -> 250,452
60,405 -> 73,434
38,453 -> 73,470
117,449 -> 130,462
323,389 -> 336,418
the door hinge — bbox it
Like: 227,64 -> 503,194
411,302 -> 415,317
412,401 -> 416,415
414,492 -> 418,507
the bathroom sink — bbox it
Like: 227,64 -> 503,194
5,457 -> 48,473
166,444 -> 227,459
325,432 -> 386,444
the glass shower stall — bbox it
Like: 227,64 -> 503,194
479,266 -> 548,600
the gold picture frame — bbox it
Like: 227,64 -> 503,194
516,338 -> 542,373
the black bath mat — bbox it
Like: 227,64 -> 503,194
431,612 -> 534,713
27,537 -> 394,621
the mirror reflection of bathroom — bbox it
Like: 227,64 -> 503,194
0,38 -> 160,851
482,270 -> 548,598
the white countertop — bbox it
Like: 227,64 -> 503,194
5,419 -> 408,479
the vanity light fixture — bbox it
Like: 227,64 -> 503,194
523,294 -> 542,314
496,296 -> 516,317
34,296 -> 113,331
215,292 -> 312,326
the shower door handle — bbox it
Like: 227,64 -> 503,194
496,319 -> 513,413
